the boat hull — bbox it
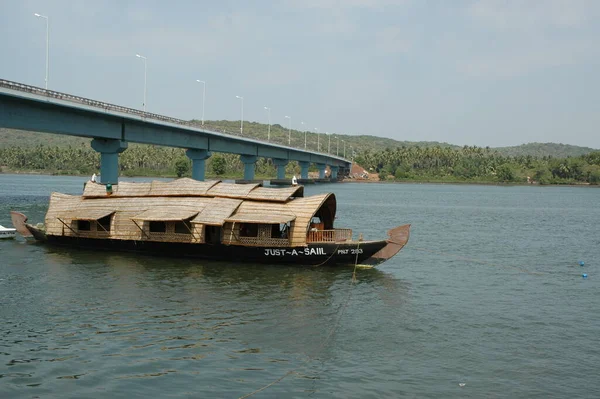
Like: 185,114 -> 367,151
0,230 -> 16,239
41,235 -> 389,266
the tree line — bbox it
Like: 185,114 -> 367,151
0,143 -> 301,178
1,142 -> 599,184
354,146 -> 600,185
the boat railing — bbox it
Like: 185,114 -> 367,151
307,228 -> 353,243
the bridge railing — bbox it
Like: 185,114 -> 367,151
0,78 -> 348,161
0,78 -> 257,140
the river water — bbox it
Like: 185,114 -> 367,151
0,174 -> 599,398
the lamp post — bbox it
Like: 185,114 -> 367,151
235,95 -> 244,135
264,106 -> 271,141
34,13 -> 49,89
135,54 -> 147,112
336,136 -> 339,156
301,121 -> 306,149
342,139 -> 346,158
327,132 -> 331,154
314,128 -> 319,151
196,80 -> 205,125
284,115 -> 291,146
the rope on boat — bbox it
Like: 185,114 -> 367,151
311,243 -> 342,267
411,246 -> 547,276
352,241 -> 362,281
238,242 -> 362,398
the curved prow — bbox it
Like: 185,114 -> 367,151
10,211 -> 32,237
10,211 -> 47,241
361,224 -> 411,267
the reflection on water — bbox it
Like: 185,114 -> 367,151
2,176 -> 600,398
0,241 -> 411,396
43,245 -> 408,304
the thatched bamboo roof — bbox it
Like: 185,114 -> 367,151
191,198 -> 242,226
205,182 -> 261,198
46,180 -> 336,246
82,178 -> 302,203
83,178 -> 219,198
246,186 -> 304,201
226,213 -> 296,224
60,209 -> 114,220
132,209 -> 199,221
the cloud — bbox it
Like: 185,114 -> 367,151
467,0 -> 595,31
450,0 -> 600,78
286,0 -> 409,10
456,39 -> 594,78
374,26 -> 412,55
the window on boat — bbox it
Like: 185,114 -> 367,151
174,220 -> 192,234
279,222 -> 291,238
97,215 -> 111,232
77,220 -> 91,231
149,221 -> 167,233
310,216 -> 324,231
269,223 -> 291,238
239,223 -> 258,237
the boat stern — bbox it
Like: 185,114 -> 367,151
10,211 -> 47,241
359,224 -> 411,267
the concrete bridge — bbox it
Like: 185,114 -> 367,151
0,79 -> 351,184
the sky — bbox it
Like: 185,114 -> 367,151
1,0 -> 599,148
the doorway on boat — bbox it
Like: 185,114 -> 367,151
205,225 -> 222,244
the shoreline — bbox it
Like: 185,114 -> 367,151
340,178 -> 596,188
2,171 -> 597,188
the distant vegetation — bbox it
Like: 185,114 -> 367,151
355,146 -> 600,185
1,125 -> 599,185
492,142 -> 597,158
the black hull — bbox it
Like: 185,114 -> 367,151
42,235 -> 388,266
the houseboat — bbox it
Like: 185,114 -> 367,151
11,178 -> 410,267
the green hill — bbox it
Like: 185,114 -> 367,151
0,125 -> 596,158
493,142 -> 597,158
0,128 -> 91,148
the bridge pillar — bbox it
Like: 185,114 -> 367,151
299,161 -> 310,179
272,158 -> 288,180
316,163 -> 327,179
240,155 -> 258,181
91,138 -> 128,184
186,149 -> 212,181
331,166 -> 339,180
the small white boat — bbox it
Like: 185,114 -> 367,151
0,225 -> 17,239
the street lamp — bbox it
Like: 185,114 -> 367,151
327,132 -> 331,154
314,128 -> 319,151
284,115 -> 291,146
264,107 -> 271,141
235,95 -> 244,135
301,121 -> 306,149
342,139 -> 346,158
135,54 -> 147,112
196,80 -> 205,125
34,13 -> 49,89
336,136 -> 339,156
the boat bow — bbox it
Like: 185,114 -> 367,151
360,224 -> 411,266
